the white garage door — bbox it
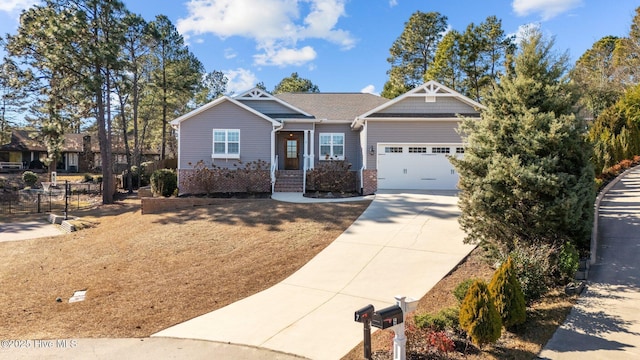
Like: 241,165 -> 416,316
377,144 -> 462,190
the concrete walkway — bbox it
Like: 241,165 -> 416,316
153,190 -> 475,359
539,167 -> 640,359
0,220 -> 63,242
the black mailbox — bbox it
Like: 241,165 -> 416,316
354,304 -> 374,323
371,305 -> 404,329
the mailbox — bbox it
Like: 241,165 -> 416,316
354,304 -> 374,323
371,305 -> 404,329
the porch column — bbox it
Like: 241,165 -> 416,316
303,130 -> 309,170
309,129 -> 315,169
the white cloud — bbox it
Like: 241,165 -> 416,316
224,48 -> 237,59
360,84 -> 377,94
512,0 -> 583,21
177,0 -> 355,67
254,45 -> 317,67
224,68 -> 258,94
0,0 -> 38,13
389,0 -> 398,7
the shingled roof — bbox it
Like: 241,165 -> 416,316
275,93 -> 389,121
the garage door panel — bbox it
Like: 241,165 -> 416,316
377,144 -> 460,190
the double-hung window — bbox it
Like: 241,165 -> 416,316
212,129 -> 240,159
319,133 -> 344,160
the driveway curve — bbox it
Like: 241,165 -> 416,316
153,190 -> 475,359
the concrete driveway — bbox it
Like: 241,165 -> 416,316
153,190 -> 475,359
0,220 -> 63,242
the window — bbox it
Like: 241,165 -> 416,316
456,147 -> 465,154
432,147 -> 451,154
385,147 -> 403,153
409,147 -> 427,153
319,133 -> 344,160
212,129 -> 240,158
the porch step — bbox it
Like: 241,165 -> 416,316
274,170 -> 304,193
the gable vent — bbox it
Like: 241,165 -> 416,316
425,95 -> 436,103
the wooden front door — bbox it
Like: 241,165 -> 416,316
284,137 -> 300,170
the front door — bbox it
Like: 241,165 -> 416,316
284,137 -> 299,170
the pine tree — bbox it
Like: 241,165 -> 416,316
489,256 -> 526,329
459,280 -> 502,347
451,26 -> 595,252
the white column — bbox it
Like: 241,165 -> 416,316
309,129 -> 315,169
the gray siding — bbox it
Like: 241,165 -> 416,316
178,100 -> 273,169
314,123 -> 362,170
378,96 -> 476,115
365,121 -> 462,169
240,99 -> 301,116
282,122 -> 314,131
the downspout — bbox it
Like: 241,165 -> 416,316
357,118 -> 367,195
303,130 -> 308,194
271,122 -> 284,193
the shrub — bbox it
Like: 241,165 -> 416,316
558,241 -> 580,283
415,307 -> 459,332
306,160 -> 356,193
427,330 -> 455,354
83,173 -> 94,182
489,256 -> 526,329
504,243 -> 555,303
459,280 -> 502,347
22,171 -> 38,187
454,278 -> 481,303
150,169 -> 177,197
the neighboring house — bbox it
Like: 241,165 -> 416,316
0,130 -> 160,173
171,80 -> 484,195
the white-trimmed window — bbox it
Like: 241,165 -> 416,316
212,129 -> 240,159
319,133 -> 344,160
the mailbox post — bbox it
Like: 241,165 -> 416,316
354,304 -> 375,360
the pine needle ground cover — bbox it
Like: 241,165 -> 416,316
0,198 -> 370,338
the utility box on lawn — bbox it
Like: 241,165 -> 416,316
371,305 -> 403,329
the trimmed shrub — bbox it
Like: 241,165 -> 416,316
459,280 -> 502,347
504,243 -> 555,304
415,307 -> 459,332
150,169 -> 177,197
558,241 -> 580,283
454,278 -> 481,303
489,256 -> 526,329
306,160 -> 356,193
22,171 -> 38,187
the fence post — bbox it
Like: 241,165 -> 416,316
37,193 -> 41,213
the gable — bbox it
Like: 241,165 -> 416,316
235,88 -> 313,119
352,80 -> 485,128
170,95 -> 279,127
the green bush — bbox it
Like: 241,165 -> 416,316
459,280 -> 502,347
489,256 -> 526,329
558,241 -> 580,283
150,169 -> 177,197
454,278 -> 481,303
415,307 -> 459,332
504,243 -> 555,304
22,171 -> 38,187
83,173 -> 94,182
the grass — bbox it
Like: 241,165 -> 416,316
0,197 -> 370,339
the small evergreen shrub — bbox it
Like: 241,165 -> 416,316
150,169 -> 177,197
415,307 -> 459,332
83,173 -> 94,182
454,278 -> 481,303
459,280 -> 502,347
558,241 -> 580,283
22,171 -> 38,188
489,256 -> 526,329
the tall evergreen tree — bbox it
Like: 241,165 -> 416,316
451,27 -> 595,252
272,72 -> 319,94
382,11 -> 447,99
425,30 -> 463,90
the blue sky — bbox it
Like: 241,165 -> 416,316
0,0 -> 638,95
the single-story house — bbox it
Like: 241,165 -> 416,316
0,130 -> 160,173
171,80 -> 485,195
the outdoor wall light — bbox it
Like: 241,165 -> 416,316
369,146 -> 375,155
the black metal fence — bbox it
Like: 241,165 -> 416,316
0,182 -> 102,216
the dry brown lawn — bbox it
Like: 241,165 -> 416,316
0,197 -> 370,339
